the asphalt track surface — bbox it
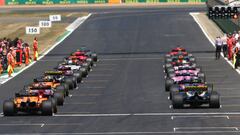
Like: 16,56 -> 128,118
0,7 -> 240,134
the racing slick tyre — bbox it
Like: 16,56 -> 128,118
80,67 -> 88,77
167,68 -> 174,76
73,71 -> 82,83
71,77 -> 78,88
165,54 -> 171,59
54,91 -> 64,106
188,53 -> 193,57
207,84 -> 213,94
3,100 -> 15,116
197,73 -> 205,82
165,63 -> 172,72
42,100 -> 53,116
92,53 -> 98,62
86,58 -> 94,67
191,63 -> 197,68
168,73 -> 175,78
82,62 -> 91,71
51,98 -> 57,113
172,94 -> 184,109
64,78 -> 74,90
56,85 -> 69,97
165,58 -> 172,64
189,57 -> 196,63
209,91 -> 220,108
170,85 -> 179,100
165,78 -> 174,92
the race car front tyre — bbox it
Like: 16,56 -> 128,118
42,100 -> 53,116
54,91 -> 64,106
165,63 -> 172,72
172,94 -> 184,109
3,100 -> 15,116
165,78 -> 174,92
209,91 -> 220,108
57,85 -> 68,97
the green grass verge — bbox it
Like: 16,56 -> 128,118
213,18 -> 240,34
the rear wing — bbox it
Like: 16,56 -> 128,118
44,71 -> 63,75
184,86 -> 208,91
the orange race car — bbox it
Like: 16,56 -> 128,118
28,82 -> 64,105
3,91 -> 57,116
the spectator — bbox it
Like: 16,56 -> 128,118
227,33 -> 234,60
222,34 -> 228,57
33,37 -> 38,61
215,36 -> 222,60
7,49 -> 14,77
234,47 -> 240,69
24,43 -> 30,66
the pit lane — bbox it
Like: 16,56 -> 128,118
0,7 -> 239,135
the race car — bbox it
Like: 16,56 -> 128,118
55,65 -> 83,83
58,61 -> 88,77
3,91 -> 56,116
74,47 -> 98,62
28,83 -> 64,105
165,76 -> 205,92
64,56 -> 92,71
170,84 -> 220,109
35,71 -> 78,90
165,55 -> 196,65
166,66 -> 202,78
164,59 -> 197,73
165,47 -> 191,58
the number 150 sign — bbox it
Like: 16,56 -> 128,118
26,27 -> 40,35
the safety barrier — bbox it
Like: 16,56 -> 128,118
4,0 -> 206,5
125,0 -> 205,3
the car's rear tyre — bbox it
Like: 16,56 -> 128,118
54,91 -> 64,106
92,53 -> 98,62
42,100 -> 53,116
209,91 -> 220,108
170,85 -> 179,100
172,94 -> 184,109
56,85 -> 68,97
51,98 -> 57,113
73,72 -> 82,83
65,78 -> 74,90
3,100 -> 15,116
80,67 -> 88,77
198,73 -> 205,82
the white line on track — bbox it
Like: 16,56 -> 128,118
174,127 -> 239,132
171,115 -> 229,120
4,131 -> 240,134
53,112 -> 240,117
101,57 -> 163,61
